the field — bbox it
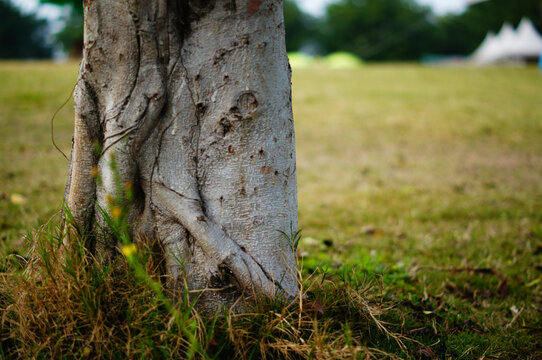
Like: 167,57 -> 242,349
1,62 -> 541,358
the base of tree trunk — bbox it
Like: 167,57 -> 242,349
65,0 -> 299,311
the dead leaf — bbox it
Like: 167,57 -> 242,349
305,299 -> 324,314
312,299 -> 324,314
10,193 -> 27,205
505,305 -> 523,329
497,278 -> 508,299
417,346 -> 435,359
83,347 -> 92,357
361,225 -> 376,235
12,236 -> 26,249
300,237 -> 319,247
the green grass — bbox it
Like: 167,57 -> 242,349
1,61 -> 542,358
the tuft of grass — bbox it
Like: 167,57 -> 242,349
0,215 -> 414,359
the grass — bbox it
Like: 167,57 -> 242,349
1,61 -> 542,358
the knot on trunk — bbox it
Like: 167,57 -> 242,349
230,91 -> 259,120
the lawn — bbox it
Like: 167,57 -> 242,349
1,61 -> 541,358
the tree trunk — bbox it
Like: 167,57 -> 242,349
64,0 -> 298,312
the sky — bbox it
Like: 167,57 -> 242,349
13,0 -> 473,21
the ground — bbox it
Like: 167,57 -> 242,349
0,62 -> 541,358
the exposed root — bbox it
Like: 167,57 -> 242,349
153,182 -> 297,300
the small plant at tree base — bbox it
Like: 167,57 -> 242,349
279,224 -> 303,253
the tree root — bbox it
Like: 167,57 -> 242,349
153,182 -> 296,299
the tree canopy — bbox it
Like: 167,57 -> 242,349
0,0 -> 51,59
26,0 -> 542,60
283,0 -> 316,52
319,0 -> 437,60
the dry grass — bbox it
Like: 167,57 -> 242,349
1,216 -> 409,359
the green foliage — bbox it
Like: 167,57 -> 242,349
40,0 -> 81,12
278,224 -> 302,252
37,0 -> 83,56
283,0 -> 317,52
319,0 -> 438,60
318,0 -> 542,58
56,7 -> 83,57
36,0 -> 542,60
323,52 -> 363,69
287,52 -> 315,68
0,0 -> 52,59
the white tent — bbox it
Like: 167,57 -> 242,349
511,18 -> 542,59
472,31 -> 498,64
471,18 -> 542,64
495,23 -> 518,59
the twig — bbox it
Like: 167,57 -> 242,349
505,306 -> 524,329
51,81 -> 78,161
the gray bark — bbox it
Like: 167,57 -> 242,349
65,0 -> 298,311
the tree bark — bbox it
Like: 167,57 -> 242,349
65,0 -> 298,311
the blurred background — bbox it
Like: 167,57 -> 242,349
2,0 -> 542,65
